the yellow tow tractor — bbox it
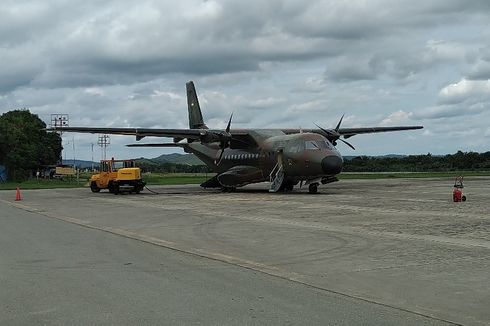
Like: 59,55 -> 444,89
90,158 -> 146,194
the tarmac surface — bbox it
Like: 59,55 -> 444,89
1,177 -> 489,325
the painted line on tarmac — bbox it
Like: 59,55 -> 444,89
0,197 -> 462,326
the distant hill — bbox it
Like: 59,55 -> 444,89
61,153 -> 204,169
67,154 -> 411,168
151,153 -> 204,165
343,154 -> 406,161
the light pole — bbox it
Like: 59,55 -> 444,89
50,114 -> 69,165
91,143 -> 94,171
97,134 -> 110,160
72,135 -> 76,169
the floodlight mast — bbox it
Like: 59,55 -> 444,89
50,114 -> 69,165
97,134 -> 110,160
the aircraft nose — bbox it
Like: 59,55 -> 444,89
321,155 -> 343,175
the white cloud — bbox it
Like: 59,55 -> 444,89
439,78 -> 490,103
84,87 -> 104,97
485,128 -> 490,137
380,110 -> 413,126
151,90 -> 183,100
425,39 -> 468,62
2,0 -> 490,158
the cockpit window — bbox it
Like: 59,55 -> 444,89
305,140 -> 320,150
324,140 -> 333,149
287,140 -> 305,153
305,140 -> 334,150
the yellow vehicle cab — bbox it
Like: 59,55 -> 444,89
90,158 -> 145,194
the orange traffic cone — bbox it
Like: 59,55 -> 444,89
15,187 -> 22,201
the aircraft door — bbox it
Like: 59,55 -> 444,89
258,146 -> 275,177
283,139 -> 304,175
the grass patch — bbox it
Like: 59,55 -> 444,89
0,177 -> 87,190
339,171 -> 490,179
0,173 -> 212,190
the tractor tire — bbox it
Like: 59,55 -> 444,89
108,182 -> 119,195
90,182 -> 100,193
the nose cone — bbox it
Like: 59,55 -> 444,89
321,155 -> 343,175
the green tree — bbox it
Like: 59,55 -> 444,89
0,109 -> 62,180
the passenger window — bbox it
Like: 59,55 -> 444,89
287,140 -> 304,153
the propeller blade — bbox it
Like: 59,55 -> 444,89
340,138 -> 355,150
225,113 -> 233,133
335,114 -> 345,132
314,123 -> 336,137
215,148 -> 225,165
314,119 -> 355,150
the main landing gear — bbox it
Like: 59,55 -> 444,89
308,183 -> 318,194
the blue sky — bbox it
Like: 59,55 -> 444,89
1,0 -> 489,161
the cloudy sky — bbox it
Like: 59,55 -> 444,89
1,0 -> 490,161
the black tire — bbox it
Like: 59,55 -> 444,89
462,195 -> 467,202
308,183 -> 318,194
90,181 -> 100,193
109,182 -> 119,195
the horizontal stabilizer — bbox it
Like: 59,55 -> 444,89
126,143 -> 188,147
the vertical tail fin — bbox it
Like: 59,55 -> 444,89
186,81 -> 208,129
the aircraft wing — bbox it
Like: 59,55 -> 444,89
50,125 -> 422,143
50,126 -> 258,147
50,126 -> 205,141
336,126 -> 423,139
282,125 -> 423,139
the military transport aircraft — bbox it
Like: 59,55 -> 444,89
50,81 -> 422,194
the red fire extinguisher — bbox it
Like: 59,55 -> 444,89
452,176 -> 466,202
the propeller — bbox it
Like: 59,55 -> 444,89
214,113 -> 233,165
315,114 -> 356,150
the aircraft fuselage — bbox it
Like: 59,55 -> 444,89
184,131 -> 343,188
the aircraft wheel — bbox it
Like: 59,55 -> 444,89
308,183 -> 318,194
